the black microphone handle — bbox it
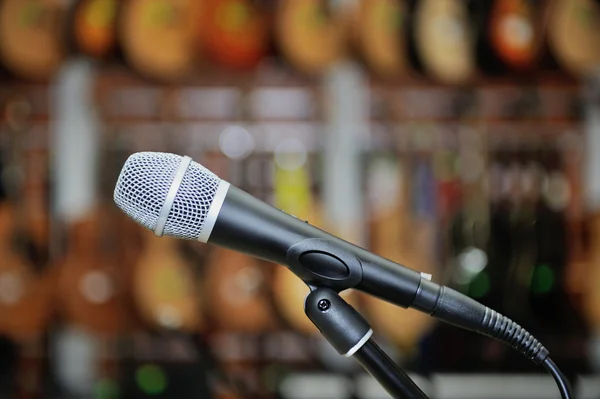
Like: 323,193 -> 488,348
209,185 -> 550,365
209,185 -> 423,306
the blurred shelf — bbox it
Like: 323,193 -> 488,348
278,373 -> 600,399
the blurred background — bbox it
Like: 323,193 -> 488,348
0,0 -> 599,398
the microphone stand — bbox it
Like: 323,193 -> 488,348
304,287 -> 429,399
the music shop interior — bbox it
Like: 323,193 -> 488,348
0,0 -> 599,398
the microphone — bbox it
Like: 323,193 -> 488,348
115,152 -> 547,364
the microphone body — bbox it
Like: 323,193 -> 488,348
205,183 -> 518,342
210,184 -> 424,310
113,152 -> 550,365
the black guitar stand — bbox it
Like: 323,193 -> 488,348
304,287 -> 429,399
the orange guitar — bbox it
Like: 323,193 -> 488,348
0,0 -> 67,81
71,0 -> 119,60
200,0 -> 271,70
488,0 -> 546,71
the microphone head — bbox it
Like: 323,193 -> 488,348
113,152 -> 222,240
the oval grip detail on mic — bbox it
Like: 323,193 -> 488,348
286,238 -> 363,291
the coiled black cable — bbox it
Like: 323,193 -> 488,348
421,284 -> 574,399
481,309 -> 573,398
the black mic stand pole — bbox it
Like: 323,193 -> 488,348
304,287 -> 430,399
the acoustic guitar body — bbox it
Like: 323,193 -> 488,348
471,0 -> 545,75
204,247 -> 277,333
57,209 -> 128,335
71,0 -> 119,60
546,0 -> 600,78
0,203 -> 54,340
275,0 -> 348,75
0,0 -> 66,81
352,0 -> 408,79
133,231 -> 204,333
120,0 -> 201,82
488,0 -> 544,71
409,0 -> 476,85
201,0 -> 270,70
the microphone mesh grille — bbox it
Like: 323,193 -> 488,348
113,152 -> 220,239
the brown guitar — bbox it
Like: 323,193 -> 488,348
275,0 -> 349,75
203,246 -> 277,333
0,0 -> 67,82
54,207 -> 130,396
200,0 -> 271,70
202,151 -> 278,333
409,0 -> 476,85
133,230 -> 205,332
546,0 -> 600,78
119,0 -> 202,82
0,93 -> 53,399
0,202 -> 54,399
71,0 -> 119,60
351,0 -> 409,79
56,208 -> 129,335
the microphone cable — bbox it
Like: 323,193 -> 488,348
543,357 -> 573,399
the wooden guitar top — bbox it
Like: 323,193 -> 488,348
0,0 -> 66,81
0,202 -> 54,340
275,0 -> 348,75
120,0 -> 201,81
133,230 -> 204,332
56,208 -> 129,335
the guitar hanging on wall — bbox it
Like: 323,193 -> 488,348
70,0 -> 120,61
545,0 -> 600,78
0,0 -> 67,82
119,0 -> 202,82
275,0 -> 348,76
350,0 -> 409,79
470,0 -> 547,76
200,0 -> 271,71
408,0 -> 476,85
